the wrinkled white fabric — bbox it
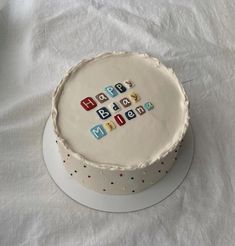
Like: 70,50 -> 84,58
0,0 -> 234,245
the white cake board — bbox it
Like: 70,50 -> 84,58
42,117 -> 194,213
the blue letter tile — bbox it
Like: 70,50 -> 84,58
105,86 -> 118,98
90,125 -> 107,139
144,102 -> 154,111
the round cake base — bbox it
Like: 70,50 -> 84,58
42,117 -> 194,213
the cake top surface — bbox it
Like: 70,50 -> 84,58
52,52 -> 189,170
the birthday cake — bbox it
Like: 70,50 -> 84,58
52,52 -> 189,195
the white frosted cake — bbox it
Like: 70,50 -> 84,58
52,52 -> 189,195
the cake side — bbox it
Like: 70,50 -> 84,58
55,135 -> 182,195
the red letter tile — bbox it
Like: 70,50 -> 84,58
80,97 -> 97,111
114,114 -> 126,126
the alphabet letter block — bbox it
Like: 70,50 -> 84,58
96,107 -> 111,120
95,93 -> 109,103
125,109 -> 136,120
120,98 -> 131,108
114,114 -> 126,126
129,92 -> 140,103
144,102 -> 154,111
105,86 -> 118,98
80,97 -> 97,111
115,83 -> 127,93
108,102 -> 121,113
135,106 -> 146,115
123,80 -> 135,88
104,120 -> 116,132
90,125 -> 107,139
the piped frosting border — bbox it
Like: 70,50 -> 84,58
51,51 -> 190,171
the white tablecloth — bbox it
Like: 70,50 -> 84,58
1,0 -> 235,245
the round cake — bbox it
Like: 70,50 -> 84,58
52,52 -> 189,195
